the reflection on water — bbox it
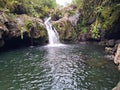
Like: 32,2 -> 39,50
44,46 -> 80,90
0,44 -> 119,90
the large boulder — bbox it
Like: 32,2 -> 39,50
53,15 -> 77,41
15,15 -> 46,39
114,44 -> 120,70
0,15 -> 9,47
0,12 -> 47,48
112,82 -> 120,90
0,13 -> 9,37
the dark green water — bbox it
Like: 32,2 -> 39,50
0,44 -> 119,90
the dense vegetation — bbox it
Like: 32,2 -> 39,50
0,0 -> 57,47
73,0 -> 120,39
0,0 -> 120,47
0,0 -> 57,18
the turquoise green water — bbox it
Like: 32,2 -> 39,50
0,44 -> 119,90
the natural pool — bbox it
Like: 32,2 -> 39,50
0,44 -> 119,90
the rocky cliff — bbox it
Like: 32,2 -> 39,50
0,12 -> 47,48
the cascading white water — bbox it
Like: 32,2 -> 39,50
44,17 -> 62,46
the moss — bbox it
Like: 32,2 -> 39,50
13,14 -> 46,39
90,18 -> 101,39
65,10 -> 77,16
101,7 -> 112,19
53,20 -> 77,41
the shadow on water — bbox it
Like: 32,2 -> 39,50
0,44 -> 119,90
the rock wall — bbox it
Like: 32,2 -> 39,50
114,44 -> 120,70
0,12 -> 47,48
111,44 -> 120,90
53,15 -> 77,41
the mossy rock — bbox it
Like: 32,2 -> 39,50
53,17 -> 77,41
15,14 -> 47,39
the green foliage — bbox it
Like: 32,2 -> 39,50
74,0 -> 120,39
73,0 -> 84,9
0,0 -> 120,41
101,7 -> 112,18
0,0 -> 57,17
90,23 -> 100,39
53,20 -> 77,41
77,17 -> 87,34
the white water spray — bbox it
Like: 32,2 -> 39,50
44,17 -> 64,47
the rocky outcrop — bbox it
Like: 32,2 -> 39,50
114,44 -> 120,70
53,15 -> 77,41
102,40 -> 120,61
104,47 -> 115,60
99,39 -> 116,47
52,12 -> 94,42
0,13 -> 9,47
112,82 -> 120,90
0,12 -> 47,48
104,43 -> 120,90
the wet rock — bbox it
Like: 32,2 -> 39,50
116,40 -> 120,44
114,44 -> 119,53
0,23 -> 9,46
104,55 -> 114,60
118,65 -> 120,71
7,14 -> 46,39
69,13 -> 80,26
0,12 -> 47,48
0,39 -> 4,47
105,47 -> 115,55
53,16 -> 76,41
108,39 -> 115,46
0,24 -> 9,35
114,44 -> 120,65
99,39 -> 115,47
104,43 -> 118,61
77,32 -> 93,41
112,82 -> 120,90
99,40 -> 107,46
5,20 -> 20,38
0,12 -> 8,23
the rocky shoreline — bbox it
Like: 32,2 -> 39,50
112,82 -> 120,90
101,41 -> 120,90
100,40 -> 120,69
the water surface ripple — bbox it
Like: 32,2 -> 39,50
0,44 -> 119,90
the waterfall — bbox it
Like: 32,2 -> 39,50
44,17 -> 62,46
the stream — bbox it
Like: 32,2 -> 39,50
0,44 -> 119,90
